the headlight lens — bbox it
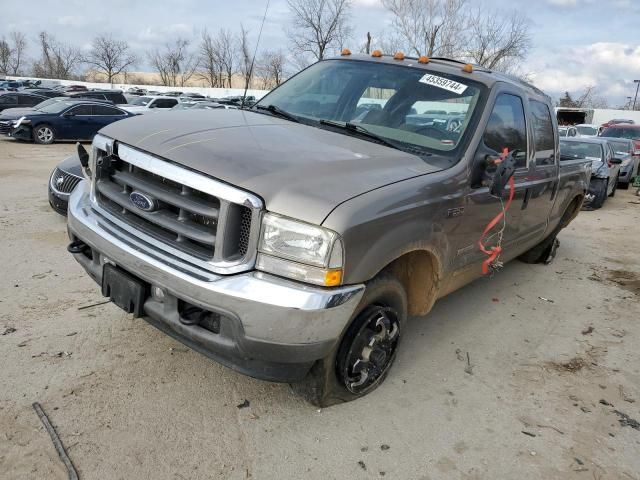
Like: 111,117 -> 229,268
257,213 -> 344,286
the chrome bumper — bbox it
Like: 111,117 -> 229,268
67,183 -> 364,373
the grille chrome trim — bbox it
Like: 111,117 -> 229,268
50,168 -> 83,195
89,136 -> 263,275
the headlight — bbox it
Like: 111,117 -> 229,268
13,116 -> 29,128
257,213 -> 344,286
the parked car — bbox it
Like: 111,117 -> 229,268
600,137 -> 639,189
575,124 -> 599,137
163,91 -> 183,97
126,87 -> 146,96
601,119 -> 635,129
26,89 -> 64,98
190,101 -> 237,110
558,126 -> 578,137
171,102 -> 198,110
0,97 -> 69,134
9,100 -> 136,144
67,90 -> 127,104
49,153 -> 84,215
120,96 -> 178,113
64,85 -> 88,92
560,137 -> 622,209
0,91 -> 49,112
67,54 -> 591,406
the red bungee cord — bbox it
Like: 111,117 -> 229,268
478,148 -> 515,275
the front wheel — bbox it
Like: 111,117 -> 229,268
33,124 -> 55,144
589,178 -> 608,209
292,275 -> 407,407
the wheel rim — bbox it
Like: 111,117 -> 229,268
338,305 -> 400,394
38,127 -> 53,142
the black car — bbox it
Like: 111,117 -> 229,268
0,91 -> 49,112
29,89 -> 67,98
66,90 -> 127,104
48,153 -> 84,215
9,100 -> 136,144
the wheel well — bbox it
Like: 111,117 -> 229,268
382,250 -> 441,317
561,195 -> 583,228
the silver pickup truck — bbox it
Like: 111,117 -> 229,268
66,54 -> 591,406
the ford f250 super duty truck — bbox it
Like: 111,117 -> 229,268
66,53 -> 591,406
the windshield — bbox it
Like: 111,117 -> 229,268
577,126 -> 597,136
600,127 -> 640,140
128,96 -> 152,106
605,140 -> 630,155
38,101 -> 76,114
560,141 -> 603,161
256,59 -> 483,156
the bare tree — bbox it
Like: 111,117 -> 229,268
465,10 -> 530,71
32,32 -> 84,79
257,50 -> 287,89
0,39 -> 10,76
238,25 -> 253,90
574,86 -> 609,109
287,0 -> 353,64
149,39 -> 199,87
0,32 -> 28,76
382,0 -> 466,57
85,35 -> 136,84
198,29 -> 223,87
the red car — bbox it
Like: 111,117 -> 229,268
64,85 -> 88,93
600,124 -> 640,167
600,118 -> 635,129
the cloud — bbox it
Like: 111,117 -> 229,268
529,42 -> 640,105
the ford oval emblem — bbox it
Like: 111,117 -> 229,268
129,191 -> 157,212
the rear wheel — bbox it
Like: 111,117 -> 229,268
292,275 -> 407,407
33,124 -> 55,144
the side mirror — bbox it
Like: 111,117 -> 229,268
488,150 -> 518,197
610,157 -> 623,165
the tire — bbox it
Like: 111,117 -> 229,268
33,124 -> 55,144
291,275 -> 407,407
609,175 -> 618,197
590,178 -> 608,209
618,179 -> 629,190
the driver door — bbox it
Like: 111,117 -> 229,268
452,91 -> 532,270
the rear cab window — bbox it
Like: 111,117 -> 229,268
529,100 -> 555,166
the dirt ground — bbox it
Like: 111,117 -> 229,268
1,138 -> 639,480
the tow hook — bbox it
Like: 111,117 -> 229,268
67,240 -> 89,254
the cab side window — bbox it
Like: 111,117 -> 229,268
483,93 -> 528,168
529,100 -> 555,166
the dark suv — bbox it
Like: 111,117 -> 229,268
67,90 -> 127,104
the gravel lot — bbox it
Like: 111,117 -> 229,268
1,138 -> 639,480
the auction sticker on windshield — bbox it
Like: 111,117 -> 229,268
419,74 -> 468,94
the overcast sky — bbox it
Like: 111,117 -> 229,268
3,0 -> 640,106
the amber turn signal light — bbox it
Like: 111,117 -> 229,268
341,48 -> 351,56
393,51 -> 405,60
418,56 -> 430,64
462,63 -> 473,73
371,50 -> 383,57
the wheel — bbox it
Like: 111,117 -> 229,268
589,178 -> 608,209
33,124 -> 55,144
609,175 -> 618,197
291,275 -> 407,407
619,181 -> 629,190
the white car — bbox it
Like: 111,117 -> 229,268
575,124 -> 599,137
119,96 -> 179,114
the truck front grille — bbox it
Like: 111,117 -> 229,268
90,137 -> 262,273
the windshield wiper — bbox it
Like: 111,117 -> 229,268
254,104 -> 300,123
318,119 -> 429,155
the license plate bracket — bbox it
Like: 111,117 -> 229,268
101,264 -> 148,317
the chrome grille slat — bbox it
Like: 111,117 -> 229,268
111,170 -> 219,218
96,181 -> 217,245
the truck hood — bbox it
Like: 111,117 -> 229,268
100,109 -> 442,224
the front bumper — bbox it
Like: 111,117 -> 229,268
67,183 -> 365,382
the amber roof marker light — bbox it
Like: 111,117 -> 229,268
393,51 -> 405,60
462,63 -> 474,73
418,56 -> 430,64
371,50 -> 383,58
341,48 -> 352,56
